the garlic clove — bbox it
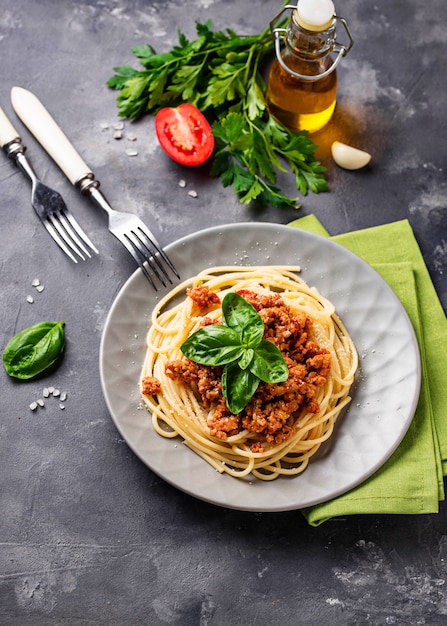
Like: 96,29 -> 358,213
331,141 -> 371,170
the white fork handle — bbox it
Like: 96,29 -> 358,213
11,86 -> 93,186
0,106 -> 20,148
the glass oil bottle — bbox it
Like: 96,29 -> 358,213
266,0 -> 353,133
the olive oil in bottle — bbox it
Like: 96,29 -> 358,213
266,0 -> 353,133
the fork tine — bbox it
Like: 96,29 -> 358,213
133,228 -> 172,284
157,245 -> 179,278
41,217 -> 81,263
136,225 -> 180,279
54,211 -> 92,259
62,209 -> 99,255
138,221 -> 180,278
117,233 -> 158,289
125,231 -> 168,287
47,212 -> 87,261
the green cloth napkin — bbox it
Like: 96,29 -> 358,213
288,215 -> 447,526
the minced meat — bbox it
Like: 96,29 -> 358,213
186,285 -> 220,313
141,375 -> 162,395
165,289 -> 331,452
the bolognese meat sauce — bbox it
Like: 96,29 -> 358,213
155,289 -> 332,452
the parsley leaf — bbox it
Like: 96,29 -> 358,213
107,18 -> 328,208
180,293 -> 289,414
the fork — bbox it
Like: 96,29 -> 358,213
0,106 -> 98,263
11,86 -> 179,289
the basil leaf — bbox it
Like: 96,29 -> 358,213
180,291 -> 289,413
222,361 -> 260,415
2,321 -> 65,380
250,339 -> 289,383
239,348 -> 254,370
181,324 -> 243,365
222,292 -> 264,348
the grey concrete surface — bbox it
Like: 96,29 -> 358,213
1,1 -> 446,624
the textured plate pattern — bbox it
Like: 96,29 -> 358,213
100,223 -> 421,512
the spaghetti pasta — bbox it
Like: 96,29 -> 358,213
140,266 -> 358,480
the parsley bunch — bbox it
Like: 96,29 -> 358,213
107,19 -> 328,208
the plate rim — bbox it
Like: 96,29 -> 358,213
99,222 -> 421,512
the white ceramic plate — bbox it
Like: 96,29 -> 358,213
99,223 -> 421,512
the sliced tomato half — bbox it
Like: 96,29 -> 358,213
155,103 -> 215,166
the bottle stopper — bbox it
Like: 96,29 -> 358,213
295,0 -> 335,32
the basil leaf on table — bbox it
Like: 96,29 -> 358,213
2,321 -> 65,380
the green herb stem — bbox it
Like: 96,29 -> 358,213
107,18 -> 328,207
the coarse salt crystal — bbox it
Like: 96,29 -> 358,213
36,399 -> 44,407
59,403 -> 65,410
43,388 -> 50,397
60,391 -> 67,402
26,295 -> 34,303
126,148 -> 138,157
36,285 -> 44,293
188,190 -> 198,198
178,179 -> 186,188
53,389 -> 60,397
29,402 -> 38,411
32,278 -> 40,287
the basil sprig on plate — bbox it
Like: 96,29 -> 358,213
2,321 -> 65,380
181,292 -> 288,414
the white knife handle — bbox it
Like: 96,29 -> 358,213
0,106 -> 20,148
11,86 -> 93,186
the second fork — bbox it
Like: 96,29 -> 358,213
0,106 -> 98,263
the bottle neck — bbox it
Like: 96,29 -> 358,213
286,12 -> 337,60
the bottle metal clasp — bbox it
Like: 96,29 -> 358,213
270,5 -> 354,82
